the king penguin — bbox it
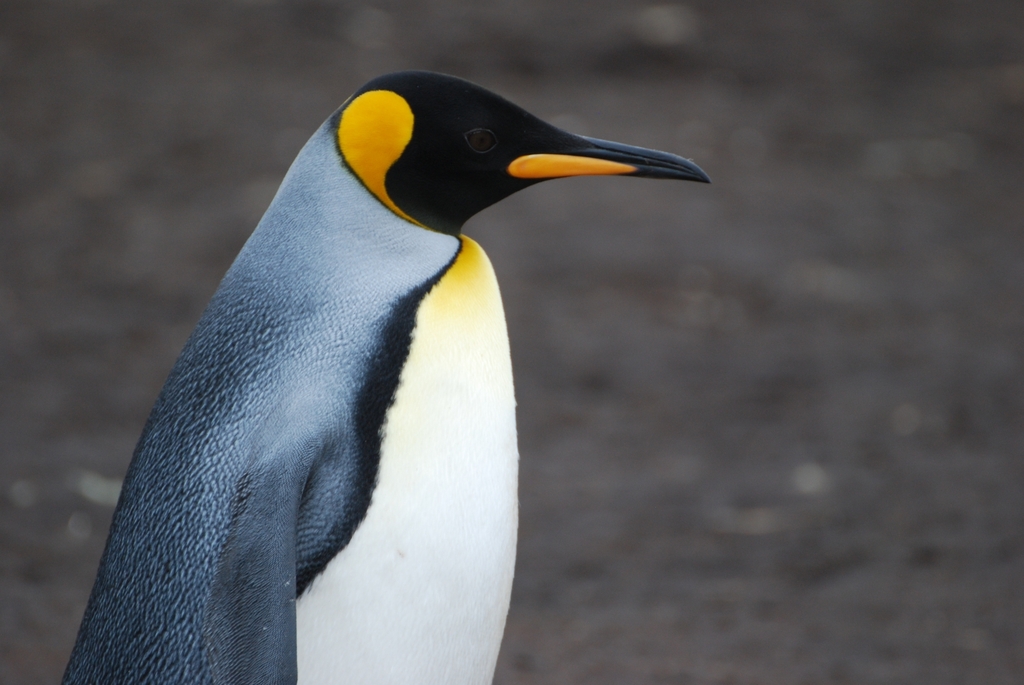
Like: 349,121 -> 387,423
62,71 -> 709,685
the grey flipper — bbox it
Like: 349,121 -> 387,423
62,113 -> 459,684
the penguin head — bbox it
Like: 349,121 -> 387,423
336,71 -> 710,236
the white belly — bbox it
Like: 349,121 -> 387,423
296,237 -> 518,685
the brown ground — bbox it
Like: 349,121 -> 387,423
2,1 -> 1023,683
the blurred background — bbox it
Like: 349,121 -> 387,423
1,0 -> 1023,682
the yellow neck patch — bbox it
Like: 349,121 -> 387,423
426,236 -> 499,323
338,90 -> 424,227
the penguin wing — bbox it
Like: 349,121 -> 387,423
202,261 -> 451,684
203,456 -> 307,684
200,428 -> 377,684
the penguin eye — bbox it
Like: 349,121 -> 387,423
465,129 -> 498,153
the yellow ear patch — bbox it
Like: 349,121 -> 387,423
338,90 -> 424,227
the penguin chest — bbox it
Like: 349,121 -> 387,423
296,237 -> 518,685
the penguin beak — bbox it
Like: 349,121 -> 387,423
506,136 -> 710,183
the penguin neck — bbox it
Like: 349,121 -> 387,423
240,118 -> 462,283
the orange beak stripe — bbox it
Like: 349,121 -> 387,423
507,154 -> 637,179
